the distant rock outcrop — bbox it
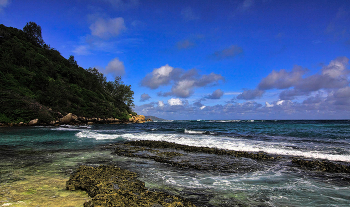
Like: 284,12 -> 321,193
129,115 -> 146,123
28,119 -> 39,126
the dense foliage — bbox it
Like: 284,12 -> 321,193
0,23 -> 134,123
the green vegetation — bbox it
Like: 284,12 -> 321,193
0,23 -> 134,124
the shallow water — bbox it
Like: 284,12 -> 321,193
1,121 -> 350,206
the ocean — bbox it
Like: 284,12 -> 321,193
1,120 -> 350,206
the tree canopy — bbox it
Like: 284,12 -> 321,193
23,22 -> 44,46
0,23 -> 135,123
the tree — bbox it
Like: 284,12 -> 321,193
68,55 -> 78,66
23,22 -> 44,46
105,76 -> 134,112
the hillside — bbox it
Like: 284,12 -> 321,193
144,116 -> 166,121
0,23 -> 135,124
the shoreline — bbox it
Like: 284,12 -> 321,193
0,113 -> 152,127
64,140 -> 350,206
2,122 -> 350,206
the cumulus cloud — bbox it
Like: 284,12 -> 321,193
135,56 -> 350,120
181,7 -> 200,21
134,94 -> 350,120
105,58 -> 125,76
239,56 -> 350,101
140,93 -> 151,102
265,102 -> 273,107
158,101 -> 164,107
206,89 -> 224,99
141,65 -> 224,98
90,17 -> 126,39
258,66 -> 307,90
168,98 -> 183,106
237,89 -> 264,100
141,64 -> 177,89
329,86 -> 350,106
171,79 -> 196,97
211,45 -> 243,60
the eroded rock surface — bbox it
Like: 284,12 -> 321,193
66,165 -> 195,207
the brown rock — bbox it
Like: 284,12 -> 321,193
28,119 -> 39,126
60,113 -> 74,124
133,115 -> 145,123
106,118 -> 115,123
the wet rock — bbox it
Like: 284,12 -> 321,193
125,140 -> 276,160
66,165 -> 195,207
292,158 -> 350,173
111,142 -> 264,173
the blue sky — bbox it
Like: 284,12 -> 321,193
2,0 -> 350,120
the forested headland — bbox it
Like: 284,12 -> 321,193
0,22 -> 136,125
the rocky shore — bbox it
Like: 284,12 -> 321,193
66,165 -> 195,207
0,113 -> 152,127
103,140 -> 350,174
66,140 -> 350,206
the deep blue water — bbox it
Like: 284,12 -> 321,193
1,120 -> 350,206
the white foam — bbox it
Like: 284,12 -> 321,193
76,131 -> 122,140
119,132 -> 350,162
184,129 -> 207,134
51,125 -> 92,131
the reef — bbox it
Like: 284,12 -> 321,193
118,140 -> 276,160
103,140 -> 274,173
292,158 -> 350,173
66,165 -> 195,207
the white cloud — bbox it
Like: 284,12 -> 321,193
105,58 -> 125,76
321,56 -> 349,78
276,100 -> 284,105
171,80 -> 196,98
265,102 -> 273,107
141,65 -> 224,98
73,45 -> 91,56
141,64 -> 175,89
158,101 -> 164,107
90,17 -> 126,39
258,66 -> 307,90
239,56 -> 350,101
168,98 -> 183,106
134,95 -> 350,120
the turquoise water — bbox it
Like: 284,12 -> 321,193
1,120 -> 350,206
